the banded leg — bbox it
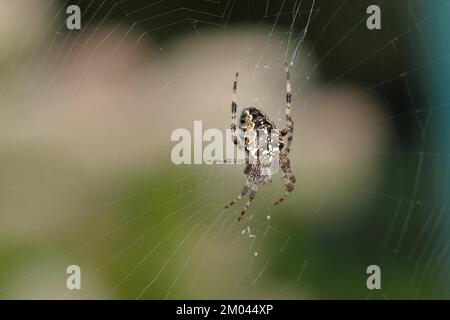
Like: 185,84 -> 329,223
231,72 -> 239,145
224,180 -> 250,209
238,183 -> 258,221
280,63 -> 294,154
273,156 -> 296,205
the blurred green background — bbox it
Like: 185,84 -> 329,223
0,0 -> 449,299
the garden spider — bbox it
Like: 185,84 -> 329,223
224,63 -> 296,221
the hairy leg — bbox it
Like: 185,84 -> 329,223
231,72 -> 239,145
238,183 -> 258,221
273,155 -> 296,205
280,63 -> 294,154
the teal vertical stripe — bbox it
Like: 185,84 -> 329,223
426,0 -> 450,297
426,0 -> 450,192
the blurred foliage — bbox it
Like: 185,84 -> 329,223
0,0 -> 449,299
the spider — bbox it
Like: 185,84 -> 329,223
224,63 -> 296,221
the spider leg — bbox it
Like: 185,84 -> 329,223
238,183 -> 258,221
279,63 -> 294,154
224,181 -> 250,209
273,156 -> 296,205
231,72 -> 239,145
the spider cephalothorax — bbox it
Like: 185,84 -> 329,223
224,63 -> 296,221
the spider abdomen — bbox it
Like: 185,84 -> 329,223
239,107 -> 284,153
239,107 -> 274,131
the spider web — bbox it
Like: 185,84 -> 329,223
0,0 -> 449,299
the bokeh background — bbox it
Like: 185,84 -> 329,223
0,0 -> 449,299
